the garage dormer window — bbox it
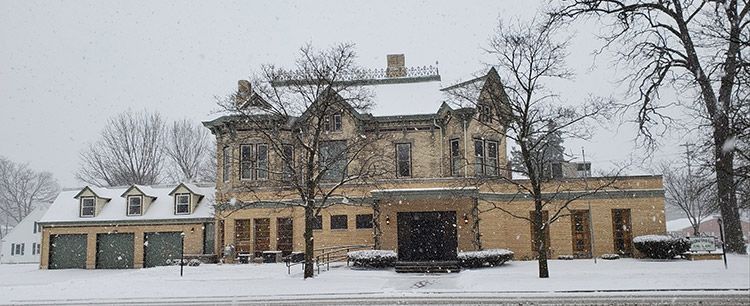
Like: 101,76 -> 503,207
175,194 -> 191,215
127,195 -> 143,216
80,197 -> 95,217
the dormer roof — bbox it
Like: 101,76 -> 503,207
168,182 -> 205,201
120,185 -> 158,199
73,186 -> 111,200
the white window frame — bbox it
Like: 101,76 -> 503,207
127,195 -> 143,216
240,144 -> 255,180
80,197 -> 96,217
175,193 -> 191,215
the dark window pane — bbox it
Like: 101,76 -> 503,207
330,215 -> 348,230
282,145 -> 294,181
320,141 -> 347,180
396,143 -> 411,177
128,196 -> 142,215
312,215 -> 322,230
333,114 -> 342,131
257,144 -> 268,180
450,139 -> 461,176
474,140 -> 484,176
240,145 -> 254,180
356,214 -> 373,229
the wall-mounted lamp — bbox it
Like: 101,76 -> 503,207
385,215 -> 390,225
190,227 -> 195,233
463,213 -> 469,224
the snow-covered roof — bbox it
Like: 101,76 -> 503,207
40,183 -> 215,225
1,204 -> 48,243
366,80 -> 446,116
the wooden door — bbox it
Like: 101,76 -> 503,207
397,211 -> 457,262
254,218 -> 271,257
276,217 -> 293,256
234,219 -> 252,254
571,210 -> 591,258
612,209 -> 633,256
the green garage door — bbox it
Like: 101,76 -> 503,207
49,234 -> 87,269
144,232 -> 182,268
96,233 -> 134,269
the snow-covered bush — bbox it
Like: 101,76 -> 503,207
347,250 -> 397,268
633,235 -> 689,259
557,255 -> 574,260
188,259 -> 201,266
457,249 -> 514,268
600,254 -> 619,260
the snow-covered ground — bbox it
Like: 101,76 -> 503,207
0,255 -> 748,304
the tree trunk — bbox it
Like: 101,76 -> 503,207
692,224 -> 700,237
714,132 -> 746,253
303,203 -> 315,278
373,199 -> 381,250
534,199 -> 549,278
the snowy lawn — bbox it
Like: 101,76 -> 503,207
0,255 -> 747,304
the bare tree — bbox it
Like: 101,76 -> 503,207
164,119 -> 215,183
214,43 -> 388,279
662,164 -> 717,236
445,16 -> 616,278
0,157 -> 59,223
552,0 -> 748,253
77,110 -> 165,187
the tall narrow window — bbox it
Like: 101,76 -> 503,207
35,243 -> 41,255
256,144 -> 268,180
240,144 -> 254,180
450,139 -> 461,177
324,113 -> 343,132
487,141 -> 498,176
222,146 -> 231,182
32,243 -> 37,255
175,194 -> 191,215
282,145 -> 294,181
396,143 -> 411,177
127,195 -> 143,216
80,197 -> 95,217
320,140 -> 347,180
11,243 -> 15,255
474,140 -> 485,176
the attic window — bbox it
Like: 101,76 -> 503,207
478,105 -> 493,123
175,194 -> 191,215
127,195 -> 143,216
325,113 -> 342,132
80,197 -> 95,217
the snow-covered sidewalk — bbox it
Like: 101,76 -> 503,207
0,255 -> 747,304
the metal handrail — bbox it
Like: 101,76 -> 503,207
285,244 -> 373,275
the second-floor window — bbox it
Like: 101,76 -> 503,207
320,140 -> 347,181
282,144 -> 294,181
324,113 -> 342,132
474,139 -> 499,176
127,195 -> 143,216
396,143 -> 412,177
240,144 -> 269,181
450,139 -> 461,177
478,104 -> 493,123
222,146 -> 231,183
80,197 -> 95,217
175,194 -> 190,215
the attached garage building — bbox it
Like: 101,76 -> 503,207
38,183 -> 215,269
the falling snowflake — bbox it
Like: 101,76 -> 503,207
722,136 -> 737,153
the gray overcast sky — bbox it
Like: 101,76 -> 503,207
0,0 -> 688,189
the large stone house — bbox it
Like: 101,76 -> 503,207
203,56 -> 667,264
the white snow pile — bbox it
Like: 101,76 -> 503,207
600,253 -> 620,260
458,249 -> 514,268
632,235 -> 672,243
347,250 -> 397,268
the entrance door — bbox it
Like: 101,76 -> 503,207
571,210 -> 591,258
254,218 -> 271,257
276,217 -> 293,256
235,219 -> 252,254
612,209 -> 633,256
397,211 -> 457,262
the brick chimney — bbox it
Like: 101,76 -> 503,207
236,80 -> 251,107
386,54 -> 406,78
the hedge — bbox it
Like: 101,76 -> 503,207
633,235 -> 690,259
457,249 -> 514,268
347,250 -> 397,268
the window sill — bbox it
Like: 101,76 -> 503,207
330,228 -> 349,231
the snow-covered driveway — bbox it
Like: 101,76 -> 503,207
0,255 -> 747,304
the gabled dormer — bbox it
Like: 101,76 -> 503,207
168,183 -> 204,215
120,185 -> 158,216
73,186 -> 111,218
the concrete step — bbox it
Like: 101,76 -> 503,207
394,261 -> 460,273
